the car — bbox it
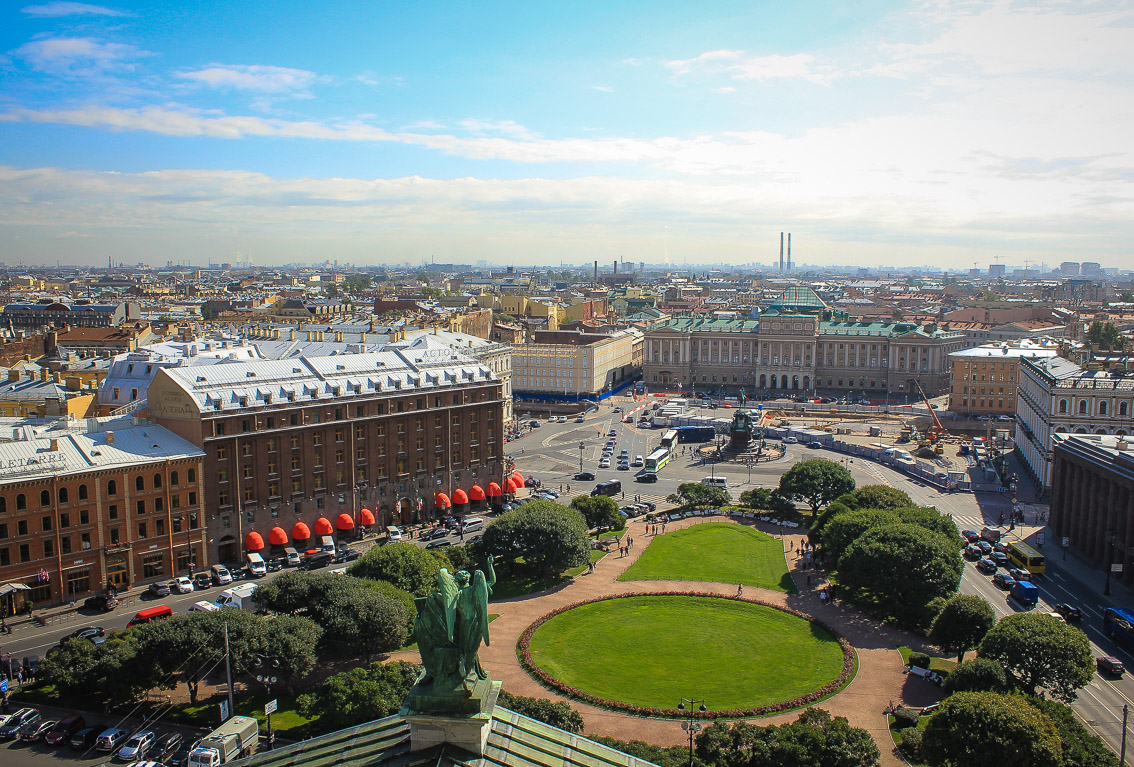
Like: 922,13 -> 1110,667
424,527 -> 449,541
193,572 -> 213,589
782,436 -> 798,444
0,709 -> 41,739
168,740 -> 199,767
425,539 -> 452,550
20,719 -> 58,743
635,473 -> 658,483
153,731 -> 184,758
961,529 -> 980,543
1007,566 -> 1031,582
538,489 -> 560,499
575,471 -> 595,481
806,440 -> 823,448
148,581 -> 171,597
608,429 -> 618,437
22,655 -> 41,676
70,724 -> 106,750
84,594 -> 119,612
575,416 -> 585,422
1053,603 -> 1082,622
992,571 -> 1016,589
598,458 -> 611,468
172,576 -> 195,594
1098,656 -> 1126,676
975,540 -> 993,555
117,730 -> 156,761
62,626 -> 106,645
641,501 -> 657,512
333,547 -> 361,564
991,551 -> 1009,567
976,557 -> 997,574
267,557 -> 286,571
964,543 -> 982,561
466,534 -> 482,546
631,455 -> 644,467
44,715 -> 86,746
529,421 -> 541,428
613,407 -> 623,413
617,462 -> 629,470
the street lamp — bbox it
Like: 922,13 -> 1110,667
1105,530 -> 1118,596
354,481 -> 368,539
677,697 -> 707,767
253,654 -> 281,750
579,442 -> 586,475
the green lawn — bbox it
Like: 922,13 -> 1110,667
898,646 -> 958,673
527,595 -> 845,712
619,522 -> 795,592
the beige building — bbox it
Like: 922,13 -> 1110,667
513,329 -> 642,401
947,340 -> 1060,416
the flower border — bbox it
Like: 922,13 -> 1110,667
516,591 -> 858,719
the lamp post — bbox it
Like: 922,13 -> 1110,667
1105,530 -> 1118,596
579,442 -> 585,475
354,481 -> 368,539
253,654 -> 281,750
677,696 -> 707,767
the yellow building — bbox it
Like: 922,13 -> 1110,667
512,329 -> 642,399
0,369 -> 97,418
948,340 -> 1060,416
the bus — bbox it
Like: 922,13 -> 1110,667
677,425 -> 715,443
645,447 -> 673,473
1103,608 -> 1134,651
660,430 -> 679,449
1005,541 -> 1046,574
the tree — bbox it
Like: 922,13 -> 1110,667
297,660 -> 420,730
666,482 -> 730,510
929,594 -> 997,661
478,500 -> 590,576
697,707 -> 880,767
497,691 -> 584,733
895,506 -> 963,547
778,459 -> 855,517
978,613 -> 1094,701
837,524 -> 963,626
1087,321 -> 1129,351
822,508 -> 899,562
737,487 -> 796,515
570,495 -> 625,531
850,485 -> 912,510
922,692 -> 1062,767
348,542 -> 452,597
1026,696 -> 1120,767
941,657 -> 1009,695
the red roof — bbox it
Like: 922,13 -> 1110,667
435,492 -> 451,508
268,527 -> 289,546
359,508 -> 376,525
486,482 -> 502,497
244,531 -> 265,551
469,485 -> 486,501
314,517 -> 334,536
452,488 -> 469,505
291,522 -> 311,540
336,513 -> 355,531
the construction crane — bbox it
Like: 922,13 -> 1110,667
914,380 -> 947,452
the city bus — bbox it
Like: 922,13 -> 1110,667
660,430 -> 679,449
1005,541 -> 1046,574
1104,608 -> 1134,651
645,447 -> 673,473
677,425 -> 716,443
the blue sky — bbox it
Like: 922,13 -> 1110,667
1,0 -> 1132,269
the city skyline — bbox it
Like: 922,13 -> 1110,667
1,0 -> 1132,268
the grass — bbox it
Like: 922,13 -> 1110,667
491,550 -> 607,601
619,522 -> 795,592
898,645 -> 958,674
171,691 -> 317,737
527,595 -> 845,712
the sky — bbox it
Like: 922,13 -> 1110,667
1,0 -> 1133,270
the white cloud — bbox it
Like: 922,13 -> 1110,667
176,64 -> 319,95
21,2 -> 124,17
11,36 -> 148,77
589,85 -> 614,93
458,118 -> 537,140
666,49 -> 842,86
711,86 -> 736,94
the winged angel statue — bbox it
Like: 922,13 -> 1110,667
414,560 -> 495,690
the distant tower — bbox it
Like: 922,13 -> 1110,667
780,232 -> 784,271
787,233 -> 792,271
108,254 -> 112,271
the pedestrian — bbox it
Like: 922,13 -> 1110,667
737,584 -> 743,597
622,491 -> 625,499
807,573 -> 812,587
567,484 -> 570,493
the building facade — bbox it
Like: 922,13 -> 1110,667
148,349 -> 504,566
1049,433 -> 1134,587
2,301 -> 139,330
1016,356 -> 1134,488
947,340 -> 1059,416
512,329 -> 642,401
0,419 -> 206,611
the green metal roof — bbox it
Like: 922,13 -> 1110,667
766,285 -> 826,312
657,318 -> 760,332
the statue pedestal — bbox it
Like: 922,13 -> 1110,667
402,675 -> 500,755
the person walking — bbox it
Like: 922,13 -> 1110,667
737,584 -> 743,597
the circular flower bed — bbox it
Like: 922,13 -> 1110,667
517,591 -> 858,719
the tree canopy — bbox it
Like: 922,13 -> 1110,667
697,707 -> 880,767
847,485 -> 913,510
778,459 -> 855,516
822,508 -> 900,562
348,541 -> 452,597
497,691 -> 584,734
978,613 -> 1094,701
737,487 -> 796,515
478,499 -> 590,576
941,657 -> 1009,695
666,482 -> 731,510
1087,321 -> 1129,351
297,660 -> 420,730
922,692 -> 1062,767
570,495 -> 625,532
929,594 -> 997,661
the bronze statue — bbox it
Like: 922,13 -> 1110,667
414,560 -> 495,690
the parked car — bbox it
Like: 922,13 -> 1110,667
148,581 -> 171,598
117,730 -> 155,761
44,715 -> 86,746
70,723 -> 106,750
193,572 -> 213,590
1098,656 -> 1126,676
84,594 -> 119,612
424,527 -> 449,541
598,458 -> 611,468
425,539 -> 452,550
61,626 -> 105,645
21,719 -> 57,743
172,576 -> 195,594
782,436 -> 798,444
992,571 -> 1016,590
1054,603 -> 1083,622
152,731 -> 184,758
976,557 -> 997,574
167,739 -> 199,767
267,557 -> 286,572
333,547 -> 361,564
575,471 -> 595,481
641,501 -> 657,512
806,440 -> 823,448
0,709 -> 41,740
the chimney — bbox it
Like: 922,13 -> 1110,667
41,368 -> 51,382
614,260 -> 618,275
106,431 -> 115,444
50,438 -> 59,451
787,233 -> 791,271
780,232 -> 784,271
8,369 -> 19,382
594,261 -> 598,283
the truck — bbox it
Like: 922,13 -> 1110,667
1010,580 -> 1038,609
214,583 -> 258,611
187,716 -> 259,767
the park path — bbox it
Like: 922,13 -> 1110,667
389,514 -> 915,767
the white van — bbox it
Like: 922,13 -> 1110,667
461,517 -> 486,534
386,526 -> 403,542
320,535 -> 336,555
188,600 -> 219,613
211,564 -> 233,586
701,476 -> 728,489
246,552 -> 267,578
283,547 -> 300,567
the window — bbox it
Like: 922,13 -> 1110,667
108,504 -> 118,520
81,532 -> 91,550
42,515 -> 52,532
217,446 -> 228,460
1100,402 -> 1109,415
218,491 -> 229,507
16,493 -> 25,510
43,538 -> 54,557
187,468 -> 196,483
109,527 -> 119,544
41,489 -> 50,507
291,435 -> 300,449
1079,401 -> 1088,414
19,543 -> 30,563
66,569 -> 90,595
60,512 -> 70,528
242,443 -> 252,457
188,491 -> 197,506
136,476 -> 145,492
142,553 -> 164,579
154,497 -> 164,513
154,473 -> 163,489
59,487 -> 68,504
138,521 -> 147,538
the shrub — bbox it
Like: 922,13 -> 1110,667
908,652 -> 931,670
892,706 -> 920,729
900,726 -> 924,761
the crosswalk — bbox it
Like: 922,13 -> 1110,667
949,513 -> 989,532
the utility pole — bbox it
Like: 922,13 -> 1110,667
1121,703 -> 1128,765
224,622 -> 234,719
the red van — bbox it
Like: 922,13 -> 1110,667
127,604 -> 173,627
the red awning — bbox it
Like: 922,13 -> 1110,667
486,482 -> 502,497
469,485 -> 486,501
292,522 -> 311,540
314,517 -> 334,536
336,513 -> 356,531
452,488 -> 469,505
504,478 -> 518,493
512,471 -> 525,486
435,492 -> 451,508
359,508 -> 376,525
268,527 -> 288,546
244,531 -> 265,551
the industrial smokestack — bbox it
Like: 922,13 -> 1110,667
780,232 -> 784,271
614,260 -> 618,275
594,261 -> 598,283
787,233 -> 791,271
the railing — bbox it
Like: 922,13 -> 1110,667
110,398 -> 148,416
